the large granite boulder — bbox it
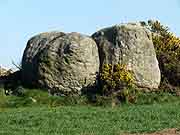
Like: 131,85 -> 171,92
22,32 -> 99,94
92,23 -> 161,89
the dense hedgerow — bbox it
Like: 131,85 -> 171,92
141,20 -> 180,88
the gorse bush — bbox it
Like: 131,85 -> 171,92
97,63 -> 180,104
141,20 -> 180,87
99,64 -> 134,96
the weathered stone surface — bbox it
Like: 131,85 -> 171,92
92,23 -> 161,89
22,32 -> 66,86
22,32 -> 99,94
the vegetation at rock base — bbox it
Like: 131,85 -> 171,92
98,64 -> 138,104
99,64 -> 134,92
140,20 -> 180,89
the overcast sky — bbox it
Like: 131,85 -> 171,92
0,0 -> 180,68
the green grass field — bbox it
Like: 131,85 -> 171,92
0,88 -> 180,135
1,101 -> 180,134
0,103 -> 180,135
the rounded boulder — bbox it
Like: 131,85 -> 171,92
22,32 -> 99,94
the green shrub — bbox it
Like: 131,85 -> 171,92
98,64 -> 138,104
99,64 -> 134,95
117,87 -> 140,104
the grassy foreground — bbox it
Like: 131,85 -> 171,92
0,102 -> 180,135
0,88 -> 180,135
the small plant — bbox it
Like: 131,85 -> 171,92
118,87 -> 140,104
99,64 -> 135,103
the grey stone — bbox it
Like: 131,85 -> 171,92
22,32 -> 99,94
92,23 -> 161,89
22,32 -> 65,86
